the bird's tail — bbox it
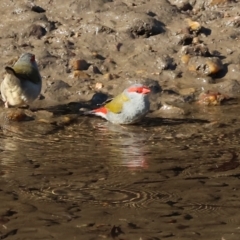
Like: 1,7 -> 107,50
83,109 -> 95,115
83,107 -> 107,117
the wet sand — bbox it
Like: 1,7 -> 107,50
1,0 -> 240,239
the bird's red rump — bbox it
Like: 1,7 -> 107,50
30,55 -> 35,62
127,86 -> 150,94
93,107 -> 108,114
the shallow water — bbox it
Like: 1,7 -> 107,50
1,107 -> 240,240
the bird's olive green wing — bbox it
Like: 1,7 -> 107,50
13,64 -> 41,84
105,93 -> 130,114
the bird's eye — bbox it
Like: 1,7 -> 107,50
136,89 -> 141,93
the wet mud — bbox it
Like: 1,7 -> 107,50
1,0 -> 240,239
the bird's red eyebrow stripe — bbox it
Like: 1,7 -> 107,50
93,107 -> 108,114
127,86 -> 150,93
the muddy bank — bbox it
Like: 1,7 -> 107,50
0,0 -> 240,117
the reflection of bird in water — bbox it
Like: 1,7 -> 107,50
0,136 -> 26,179
0,118 -> 49,180
122,143 -> 148,170
94,122 -> 150,171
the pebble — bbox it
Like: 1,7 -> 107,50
180,44 -> 210,57
95,82 -> 103,90
224,16 -> 240,28
198,91 -> 228,106
29,24 -> 47,39
158,103 -> 186,116
178,88 -> 196,96
185,18 -> 202,33
70,59 -> 90,71
103,73 -> 114,80
187,56 -> 223,75
87,65 -> 102,74
73,70 -> 90,80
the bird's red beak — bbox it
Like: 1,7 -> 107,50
141,86 -> 151,94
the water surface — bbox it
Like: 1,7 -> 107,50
1,108 -> 240,240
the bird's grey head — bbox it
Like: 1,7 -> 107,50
16,53 -> 39,68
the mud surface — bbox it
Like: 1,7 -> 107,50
1,0 -> 240,239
